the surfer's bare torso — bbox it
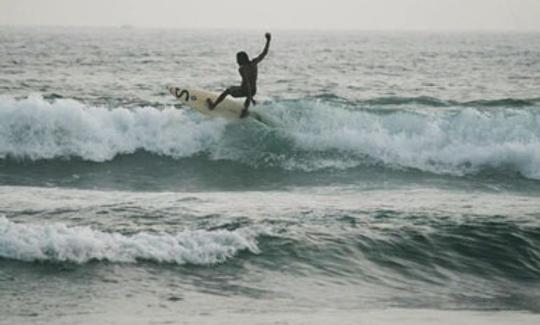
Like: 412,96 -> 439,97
239,63 -> 258,96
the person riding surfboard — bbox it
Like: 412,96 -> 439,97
207,32 -> 271,118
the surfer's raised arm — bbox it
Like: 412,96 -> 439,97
253,33 -> 271,64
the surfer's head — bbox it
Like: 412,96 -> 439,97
236,51 -> 249,65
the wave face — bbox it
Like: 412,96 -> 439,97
1,95 -> 540,180
0,216 -> 261,265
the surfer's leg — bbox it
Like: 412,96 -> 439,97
207,88 -> 231,110
240,97 -> 251,118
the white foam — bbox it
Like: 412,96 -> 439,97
268,100 -> 540,179
0,95 -> 227,161
0,216 -> 261,264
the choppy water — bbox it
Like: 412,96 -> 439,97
1,27 -> 540,324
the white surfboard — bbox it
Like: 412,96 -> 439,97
168,86 -> 274,127
168,86 -> 246,118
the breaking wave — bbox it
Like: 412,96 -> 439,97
1,95 -> 540,180
0,216 -> 261,265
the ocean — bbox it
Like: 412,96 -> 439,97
1,27 -> 540,324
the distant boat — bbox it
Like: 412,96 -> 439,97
120,24 -> 134,29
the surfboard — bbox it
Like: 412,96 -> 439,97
168,86 -> 246,118
168,86 -> 274,127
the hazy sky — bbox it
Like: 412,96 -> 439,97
1,0 -> 540,30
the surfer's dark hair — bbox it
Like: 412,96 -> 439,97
236,51 -> 250,65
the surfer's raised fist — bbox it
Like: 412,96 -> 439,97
265,33 -> 271,41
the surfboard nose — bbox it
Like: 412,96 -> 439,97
167,85 -> 177,94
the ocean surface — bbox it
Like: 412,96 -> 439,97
1,27 -> 540,324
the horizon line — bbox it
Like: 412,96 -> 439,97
1,24 -> 540,33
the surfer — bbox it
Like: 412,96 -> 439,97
207,32 -> 271,118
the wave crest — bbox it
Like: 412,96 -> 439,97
0,216 -> 261,264
362,96 -> 540,108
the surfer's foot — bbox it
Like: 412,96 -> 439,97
240,109 -> 249,118
206,98 -> 215,110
